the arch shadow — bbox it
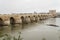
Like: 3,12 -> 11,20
10,17 -> 15,25
21,16 -> 25,29
21,16 -> 24,23
0,18 -> 4,26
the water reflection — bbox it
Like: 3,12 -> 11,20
22,24 -> 25,29
11,25 -> 15,31
0,26 -> 4,36
44,18 -> 56,24
0,18 -> 57,34
10,24 -> 22,32
0,18 -> 60,40
10,17 -> 15,25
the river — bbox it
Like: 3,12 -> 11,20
0,18 -> 60,40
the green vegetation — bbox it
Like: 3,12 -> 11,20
42,38 -> 46,40
0,32 -> 23,40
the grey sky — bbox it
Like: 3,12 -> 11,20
0,0 -> 60,14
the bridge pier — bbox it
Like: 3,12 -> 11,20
33,15 -> 38,22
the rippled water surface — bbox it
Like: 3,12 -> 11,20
0,18 -> 60,40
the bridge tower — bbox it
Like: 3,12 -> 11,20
49,10 -> 56,18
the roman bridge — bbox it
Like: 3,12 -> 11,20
0,10 -> 57,25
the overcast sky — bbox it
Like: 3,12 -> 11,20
0,0 -> 60,14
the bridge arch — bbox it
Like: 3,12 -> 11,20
33,15 -> 35,17
0,18 -> 4,26
28,16 -> 30,18
10,17 -> 15,24
21,16 -> 25,23
21,16 -> 24,19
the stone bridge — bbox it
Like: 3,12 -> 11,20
0,10 -> 57,25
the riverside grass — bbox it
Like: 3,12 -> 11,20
0,32 -> 23,40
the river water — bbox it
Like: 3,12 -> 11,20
0,18 -> 60,40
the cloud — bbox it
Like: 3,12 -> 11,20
0,0 -> 60,14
